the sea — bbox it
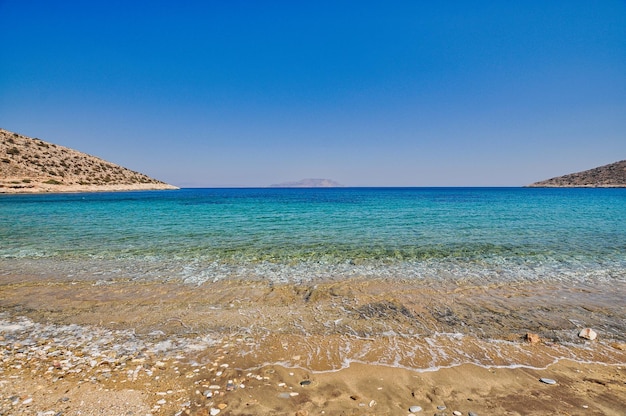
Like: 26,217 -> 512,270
1,187 -> 625,371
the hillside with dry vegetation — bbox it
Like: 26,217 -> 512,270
1,128 -> 177,193
527,160 -> 626,188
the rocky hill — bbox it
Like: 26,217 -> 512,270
269,178 -> 343,188
527,160 -> 626,188
0,128 -> 178,193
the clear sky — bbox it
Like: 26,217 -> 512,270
1,1 -> 625,187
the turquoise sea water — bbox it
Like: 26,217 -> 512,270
2,187 -> 626,285
2,187 -> 626,371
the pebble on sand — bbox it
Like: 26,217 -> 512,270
540,378 -> 557,385
578,328 -> 597,341
408,405 -> 422,412
525,333 -> 540,344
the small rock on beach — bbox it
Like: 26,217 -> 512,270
579,328 -> 597,340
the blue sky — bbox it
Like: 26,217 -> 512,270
1,1 -> 625,187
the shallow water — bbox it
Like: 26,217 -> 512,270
1,188 -> 625,371
1,278 -> 625,373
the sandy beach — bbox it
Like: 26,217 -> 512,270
3,0 -> 626,413
2,277 -> 625,415
0,183 -> 179,194
2,352 -> 625,416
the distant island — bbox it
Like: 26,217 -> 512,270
269,178 -> 343,188
0,128 -> 178,193
527,160 -> 626,188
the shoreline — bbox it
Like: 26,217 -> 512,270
1,277 -> 625,367
2,276 -> 626,414
0,182 -> 179,194
1,337 -> 624,416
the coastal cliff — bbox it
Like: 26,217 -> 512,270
0,128 -> 178,193
527,160 -> 626,188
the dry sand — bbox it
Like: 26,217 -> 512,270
2,355 -> 624,415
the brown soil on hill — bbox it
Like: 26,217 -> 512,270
528,160 -> 626,187
0,128 -> 177,193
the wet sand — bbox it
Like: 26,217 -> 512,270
1,276 -> 625,415
2,346 -> 625,415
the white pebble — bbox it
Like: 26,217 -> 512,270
540,378 -> 557,385
578,328 -> 597,341
209,408 -> 221,416
409,405 -> 422,412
